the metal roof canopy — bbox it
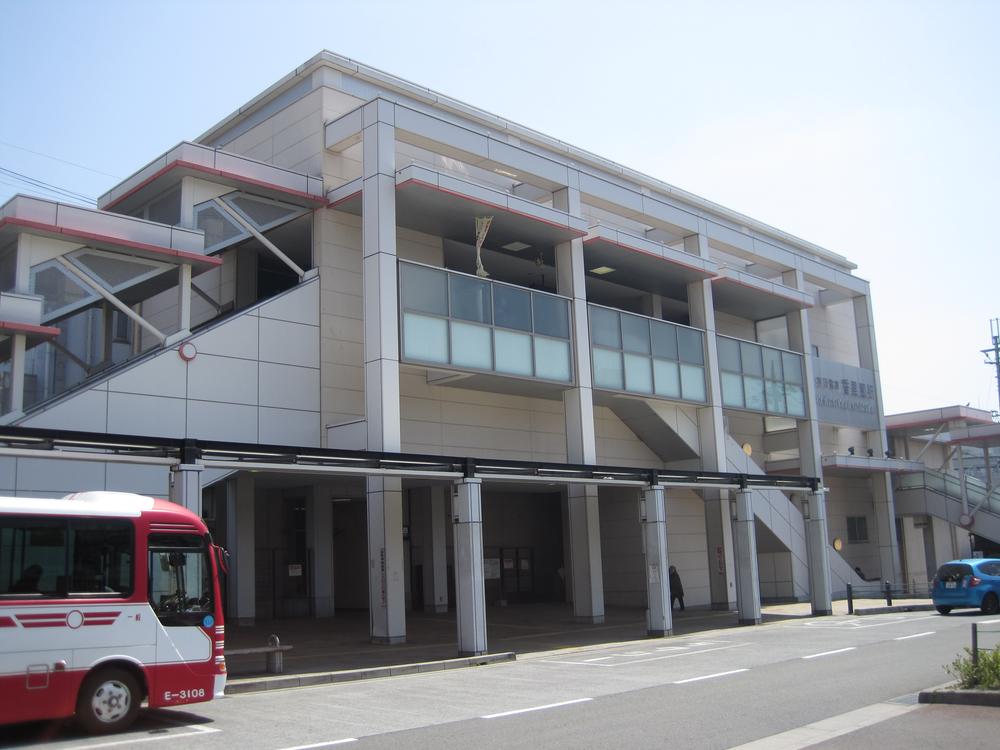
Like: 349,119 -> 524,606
0,426 -> 820,494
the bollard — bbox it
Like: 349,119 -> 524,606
972,623 -> 979,670
847,583 -> 854,615
883,580 -> 893,607
267,633 -> 283,674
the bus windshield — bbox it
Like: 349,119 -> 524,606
148,533 -> 213,626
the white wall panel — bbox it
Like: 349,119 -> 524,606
105,463 -> 170,495
259,318 -> 319,368
258,279 -> 319,325
108,353 -> 188,398
16,458 -> 106,493
259,407 -> 321,447
188,354 -> 259,405
23,388 -> 108,432
193,313 -> 259,360
0,457 -> 16,493
259,362 -> 319,411
186,400 -> 258,442
107,393 -> 187,437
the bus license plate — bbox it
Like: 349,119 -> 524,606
946,582 -> 957,588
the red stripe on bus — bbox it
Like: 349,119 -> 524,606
0,616 -> 15,627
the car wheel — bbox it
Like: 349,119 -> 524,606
982,593 -> 1000,616
76,667 -> 141,734
935,605 -> 952,615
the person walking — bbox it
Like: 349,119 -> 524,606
668,565 -> 685,611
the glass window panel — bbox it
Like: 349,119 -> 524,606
449,275 -> 492,324
402,313 -> 448,364
785,384 -> 806,416
721,371 -> 745,407
679,364 -> 706,402
744,377 -> 766,411
69,519 -> 133,596
494,329 -> 533,376
31,264 -> 97,316
718,337 -> 742,372
621,315 -> 650,354
493,284 -> 532,331
0,517 -> 67,596
782,352 -> 803,384
653,359 -> 681,398
532,294 -> 569,339
677,327 -> 704,365
73,251 -> 164,289
533,337 -> 571,382
650,321 -> 678,361
762,348 -> 783,382
592,348 -> 624,390
623,353 -> 653,393
590,306 -> 621,349
400,264 -> 448,316
449,321 -> 492,370
228,194 -> 302,229
741,342 -> 763,377
195,204 -> 248,250
765,379 -> 786,413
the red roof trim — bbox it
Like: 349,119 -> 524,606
327,188 -> 362,209
0,217 -> 222,268
0,320 -> 61,338
103,160 -> 325,210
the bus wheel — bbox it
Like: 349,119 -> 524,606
76,667 -> 141,734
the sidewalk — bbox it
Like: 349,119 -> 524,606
224,598 -> 933,693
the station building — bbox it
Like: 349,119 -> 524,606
0,51 -> 939,652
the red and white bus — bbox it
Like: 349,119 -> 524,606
0,491 -> 227,733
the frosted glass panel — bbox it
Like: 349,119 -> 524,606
624,353 -> 652,393
493,284 -> 531,331
765,379 -> 785,413
621,315 -> 650,354
532,294 -> 569,338
785,383 -> 806,416
744,377 -> 766,410
680,364 -> 706,402
494,329 -> 533,376
589,306 -> 621,348
782,352 -> 803,384
450,321 -> 492,370
592,348 -> 623,390
762,348 -> 783,381
400,264 -> 448,315
533,337 -> 571,382
741,342 -> 763,376
718,337 -> 741,372
721,372 -> 744,407
653,359 -> 680,398
402,313 -> 448,364
651,322 -> 677,360
677,327 -> 704,365
450,275 -> 491,324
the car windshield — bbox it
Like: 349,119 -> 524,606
936,563 -> 973,582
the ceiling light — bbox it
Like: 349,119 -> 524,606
502,241 -> 531,252
493,168 -> 518,178
590,266 -> 615,275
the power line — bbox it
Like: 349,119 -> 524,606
0,139 -> 121,179
0,166 -> 97,205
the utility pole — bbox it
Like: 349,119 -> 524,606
983,318 -> 1000,420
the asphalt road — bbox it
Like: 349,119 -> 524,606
5,610 -> 1000,750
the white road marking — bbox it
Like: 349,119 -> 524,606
583,656 -> 612,662
799,614 -> 938,630
545,642 -> 744,667
274,740 -> 358,750
482,697 -> 592,719
674,668 -> 748,684
68,723 -> 220,750
802,647 -> 856,659
894,631 -> 934,641
725,700 -> 919,749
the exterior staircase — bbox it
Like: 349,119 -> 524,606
894,469 -> 1000,545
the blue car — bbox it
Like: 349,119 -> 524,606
932,558 -> 1000,615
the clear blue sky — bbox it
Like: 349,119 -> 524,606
2,0 -> 997,415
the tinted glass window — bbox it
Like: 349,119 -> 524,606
590,307 -> 621,349
149,534 -> 212,626
621,315 -> 650,354
532,294 -> 569,339
400,263 -> 448,315
69,519 -> 133,596
449,275 -> 492,324
0,517 -> 66,596
650,322 -> 677,360
493,284 -> 532,331
936,563 -> 973,582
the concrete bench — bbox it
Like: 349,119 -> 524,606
227,634 -> 292,674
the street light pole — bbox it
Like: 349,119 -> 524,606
982,318 -> 1000,420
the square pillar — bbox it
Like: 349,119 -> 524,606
422,485 -> 449,614
169,463 -> 203,517
567,485 -> 605,623
367,476 -> 405,643
308,496 -> 335,617
733,488 -> 762,625
227,473 -> 256,625
805,491 -> 833,615
453,479 -> 486,656
643,485 -> 672,637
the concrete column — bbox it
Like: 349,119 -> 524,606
227,473 -> 256,625
733,488 -> 762,625
853,294 -> 901,583
784,269 -> 832,616
170,463 -> 203,517
308,495 -> 334,617
554,180 -> 604,623
805,491 -> 833,615
7,334 -> 26,415
361,100 -> 406,643
177,263 -> 192,336
422,485 -> 449,614
643,485 -> 672,636
453,479 -> 486,656
686,232 -> 737,611
367,476 -> 405,643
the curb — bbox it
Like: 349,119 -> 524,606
853,604 -> 936,616
225,652 -> 516,695
919,683 -> 1000,707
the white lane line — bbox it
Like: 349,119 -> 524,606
725,700 -> 919,749
674,668 -> 748,684
583,656 -> 612,662
546,642 -> 743,667
68,726 -> 220,750
894,631 -> 935,641
802,647 -> 856,660
274,740 -> 358,750
482,697 -> 592,719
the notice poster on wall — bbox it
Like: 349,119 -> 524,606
288,564 -> 303,577
484,558 -> 501,580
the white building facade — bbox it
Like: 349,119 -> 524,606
0,51 -> 910,650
